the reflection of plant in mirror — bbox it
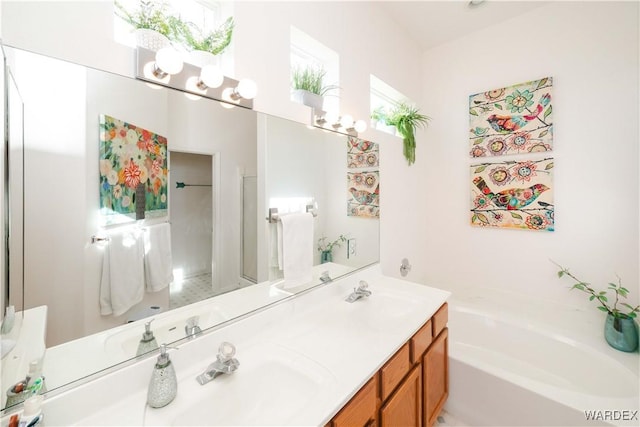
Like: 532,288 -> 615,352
317,235 -> 347,253
292,66 -> 339,96
114,0 -> 172,36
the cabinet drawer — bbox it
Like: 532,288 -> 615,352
332,375 -> 378,427
410,319 -> 432,363
431,303 -> 448,338
380,343 -> 411,401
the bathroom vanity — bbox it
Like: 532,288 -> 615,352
1,265 -> 450,426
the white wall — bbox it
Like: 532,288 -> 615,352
380,2 -> 639,315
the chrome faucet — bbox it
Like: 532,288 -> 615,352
345,280 -> 372,303
196,342 -> 240,385
185,316 -> 202,339
319,270 -> 332,283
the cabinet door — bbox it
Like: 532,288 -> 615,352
380,365 -> 422,427
332,375 -> 379,427
423,328 -> 448,427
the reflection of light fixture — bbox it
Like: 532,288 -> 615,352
354,120 -> 367,133
153,47 -> 183,79
197,65 -> 224,90
229,79 -> 257,100
313,111 -> 368,136
340,115 -> 354,129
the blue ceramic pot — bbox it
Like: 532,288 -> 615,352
604,314 -> 639,352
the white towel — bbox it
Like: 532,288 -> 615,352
143,223 -> 174,292
279,212 -> 314,289
99,230 -> 145,316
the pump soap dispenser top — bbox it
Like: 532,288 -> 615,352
136,319 -> 159,357
147,344 -> 177,409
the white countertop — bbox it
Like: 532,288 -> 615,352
2,264 -> 450,426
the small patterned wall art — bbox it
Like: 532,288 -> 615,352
99,115 -> 168,223
469,77 -> 553,158
470,157 -> 554,231
347,136 -> 380,218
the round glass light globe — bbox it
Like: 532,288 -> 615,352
236,79 -> 257,99
354,120 -> 367,133
324,111 -> 339,125
340,114 -> 354,128
155,47 -> 183,75
200,65 -> 224,89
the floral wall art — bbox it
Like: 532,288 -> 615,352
99,114 -> 168,224
470,157 -> 554,231
347,136 -> 380,218
469,77 -> 553,157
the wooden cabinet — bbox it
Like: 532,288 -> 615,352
332,375 -> 379,427
380,365 -> 422,427
423,328 -> 448,427
327,303 -> 448,427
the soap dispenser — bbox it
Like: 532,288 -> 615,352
136,319 -> 159,357
147,344 -> 177,408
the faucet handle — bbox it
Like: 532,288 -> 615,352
357,280 -> 369,290
217,342 -> 236,362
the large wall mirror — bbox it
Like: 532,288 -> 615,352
0,45 -> 379,410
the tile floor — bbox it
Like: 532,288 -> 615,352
169,272 -> 217,309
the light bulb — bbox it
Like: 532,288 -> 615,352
236,79 -> 257,100
155,47 -> 183,76
199,65 -> 224,89
354,120 -> 367,133
340,114 -> 354,129
324,111 -> 339,126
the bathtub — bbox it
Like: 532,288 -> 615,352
445,299 -> 639,426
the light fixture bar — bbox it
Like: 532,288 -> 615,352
135,47 -> 254,109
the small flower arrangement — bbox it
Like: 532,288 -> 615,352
553,261 -> 639,319
317,235 -> 347,253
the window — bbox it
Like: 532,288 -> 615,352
290,26 -> 339,114
370,74 -> 408,134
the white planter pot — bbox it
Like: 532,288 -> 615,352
187,50 -> 220,68
292,89 -> 324,110
135,28 -> 170,51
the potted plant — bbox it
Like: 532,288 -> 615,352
317,235 -> 347,264
114,0 -> 173,51
174,17 -> 234,66
291,65 -> 339,110
387,102 -> 431,166
554,262 -> 639,352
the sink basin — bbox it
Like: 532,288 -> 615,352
143,342 -> 337,426
104,304 -> 232,359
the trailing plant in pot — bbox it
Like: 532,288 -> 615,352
114,0 -> 173,50
291,65 -> 339,110
387,102 -> 430,166
317,235 -> 347,264
554,261 -> 639,352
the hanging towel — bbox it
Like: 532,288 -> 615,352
99,230 -> 145,316
279,212 -> 314,289
143,223 -> 174,292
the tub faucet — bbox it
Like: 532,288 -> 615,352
185,316 -> 202,339
345,280 -> 372,303
196,342 -> 240,385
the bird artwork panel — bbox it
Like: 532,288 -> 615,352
469,77 -> 553,157
470,157 -> 554,231
347,136 -> 380,218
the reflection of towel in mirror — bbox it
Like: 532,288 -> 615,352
99,230 -> 145,316
278,213 -> 314,289
143,223 -> 174,292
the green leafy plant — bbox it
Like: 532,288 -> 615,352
371,106 -> 388,124
553,261 -> 639,319
291,66 -> 339,96
317,235 -> 347,253
114,0 -> 172,36
175,16 -> 234,55
387,102 -> 430,166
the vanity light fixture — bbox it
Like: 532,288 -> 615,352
153,47 -> 184,79
313,111 -> 367,136
135,47 -> 255,109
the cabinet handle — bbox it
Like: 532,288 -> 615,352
365,418 -> 376,427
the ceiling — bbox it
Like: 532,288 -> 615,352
377,0 -> 549,50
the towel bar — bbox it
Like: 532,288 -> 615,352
266,205 -> 317,223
